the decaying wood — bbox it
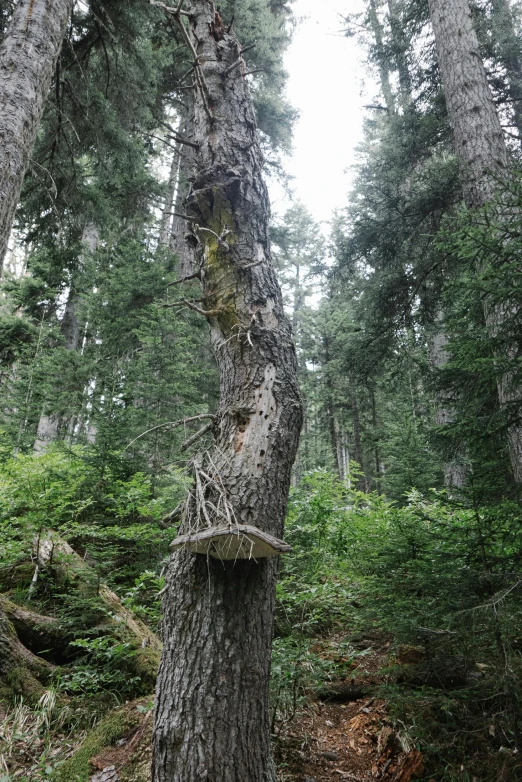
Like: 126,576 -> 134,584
0,600 -> 55,702
151,0 -> 302,779
34,532 -> 161,658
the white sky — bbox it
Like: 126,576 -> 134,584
269,0 -> 370,228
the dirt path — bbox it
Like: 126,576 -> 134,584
276,637 -> 425,782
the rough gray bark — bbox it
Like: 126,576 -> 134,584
152,2 -> 302,780
429,0 -> 522,481
428,0 -> 508,207
429,327 -> 468,490
0,0 -> 73,271
34,224 -> 98,451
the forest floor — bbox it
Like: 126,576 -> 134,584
276,635 -> 426,782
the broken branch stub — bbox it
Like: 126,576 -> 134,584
170,524 -> 291,560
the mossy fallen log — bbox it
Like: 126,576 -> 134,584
0,601 -> 55,704
34,532 -> 161,686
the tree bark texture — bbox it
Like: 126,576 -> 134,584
0,603 -> 54,701
387,0 -> 412,108
0,0 -> 73,271
428,0 -> 508,207
429,328 -> 468,490
429,0 -> 522,481
152,3 -> 302,781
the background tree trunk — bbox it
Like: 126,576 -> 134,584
0,0 -> 73,271
152,2 -> 302,781
34,223 -> 99,450
429,0 -> 522,481
491,0 -> 522,141
368,0 -> 396,114
428,0 -> 508,206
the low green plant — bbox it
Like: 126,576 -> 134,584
55,636 -> 141,700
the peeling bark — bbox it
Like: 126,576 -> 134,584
0,0 -> 73,271
152,2 -> 302,780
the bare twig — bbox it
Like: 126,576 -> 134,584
149,0 -> 190,16
178,298 -> 224,318
167,270 -> 201,286
168,132 -> 200,149
124,414 -> 215,450
181,421 -> 214,451
231,68 -> 264,79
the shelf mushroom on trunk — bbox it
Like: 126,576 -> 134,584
170,523 -> 292,560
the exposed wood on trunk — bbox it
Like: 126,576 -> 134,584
159,147 -> 180,248
151,2 -> 302,780
0,0 -> 73,271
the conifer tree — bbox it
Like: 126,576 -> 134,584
428,0 -> 522,480
150,2 -> 301,780
0,0 -> 73,269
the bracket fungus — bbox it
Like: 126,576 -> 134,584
170,524 -> 292,560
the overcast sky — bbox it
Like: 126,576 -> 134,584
269,0 -> 370,228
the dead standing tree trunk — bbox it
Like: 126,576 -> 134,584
428,0 -> 522,481
0,0 -> 73,272
151,2 -> 302,781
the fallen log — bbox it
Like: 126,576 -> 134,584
34,532 -> 161,684
0,601 -> 55,704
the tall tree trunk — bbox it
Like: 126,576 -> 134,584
169,104 -> 198,277
428,0 -> 508,207
158,146 -> 180,248
0,0 -> 73,271
351,389 -> 367,490
491,0 -> 522,141
152,3 -> 302,781
34,224 -> 99,451
368,0 -> 396,114
387,0 -> 412,109
429,327 -> 468,489
429,0 -> 522,481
